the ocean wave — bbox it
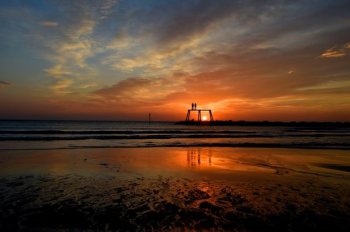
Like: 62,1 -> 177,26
1,133 -> 350,141
0,130 -> 256,135
1,142 -> 349,150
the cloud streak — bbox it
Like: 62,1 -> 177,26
320,42 -> 350,58
0,81 -> 10,88
39,21 -> 59,27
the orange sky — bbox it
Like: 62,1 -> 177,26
0,0 -> 350,121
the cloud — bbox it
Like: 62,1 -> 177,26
32,1 -> 119,95
50,79 -> 73,94
296,80 -> 350,92
45,64 -> 72,77
39,21 -> 59,27
0,80 -> 10,88
94,76 -> 185,103
151,1 -> 240,45
99,0 -> 119,19
320,48 -> 346,58
78,82 -> 97,89
101,0 -> 281,75
43,8 -> 98,93
101,0 -> 350,79
320,41 -> 350,58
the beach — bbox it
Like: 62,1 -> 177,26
1,146 -> 350,231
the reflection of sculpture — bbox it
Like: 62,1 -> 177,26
187,148 -> 212,168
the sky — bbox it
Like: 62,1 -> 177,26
0,0 -> 350,121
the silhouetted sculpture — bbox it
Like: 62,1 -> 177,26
185,103 -> 214,123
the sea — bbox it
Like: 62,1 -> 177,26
0,120 -> 350,150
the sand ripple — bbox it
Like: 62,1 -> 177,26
1,174 -> 350,231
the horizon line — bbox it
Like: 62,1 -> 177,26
0,119 -> 349,123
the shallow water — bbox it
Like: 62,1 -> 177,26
1,147 -> 350,178
1,120 -> 350,150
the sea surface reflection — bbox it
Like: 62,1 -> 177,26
1,147 -> 349,181
187,148 -> 212,168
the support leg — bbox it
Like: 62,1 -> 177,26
186,110 -> 190,121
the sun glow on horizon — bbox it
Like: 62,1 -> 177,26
202,115 -> 208,121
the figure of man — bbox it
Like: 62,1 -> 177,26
191,103 -> 194,110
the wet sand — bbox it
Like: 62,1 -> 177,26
1,147 -> 350,231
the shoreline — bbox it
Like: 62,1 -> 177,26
1,143 -> 350,151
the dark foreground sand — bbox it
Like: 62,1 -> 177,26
1,147 -> 350,231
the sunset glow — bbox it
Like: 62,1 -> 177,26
1,2 -> 350,230
0,0 -> 349,121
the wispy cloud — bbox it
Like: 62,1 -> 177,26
50,79 -> 73,94
320,42 -> 350,58
43,7 -> 99,94
296,80 -> 350,92
94,76 -> 185,103
39,21 -> 59,27
99,0 -> 119,19
78,82 -> 97,89
320,48 -> 346,58
45,64 -> 72,78
0,80 -> 10,88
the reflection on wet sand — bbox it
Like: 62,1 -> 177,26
1,147 -> 350,231
1,147 -> 350,178
187,148 -> 212,168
